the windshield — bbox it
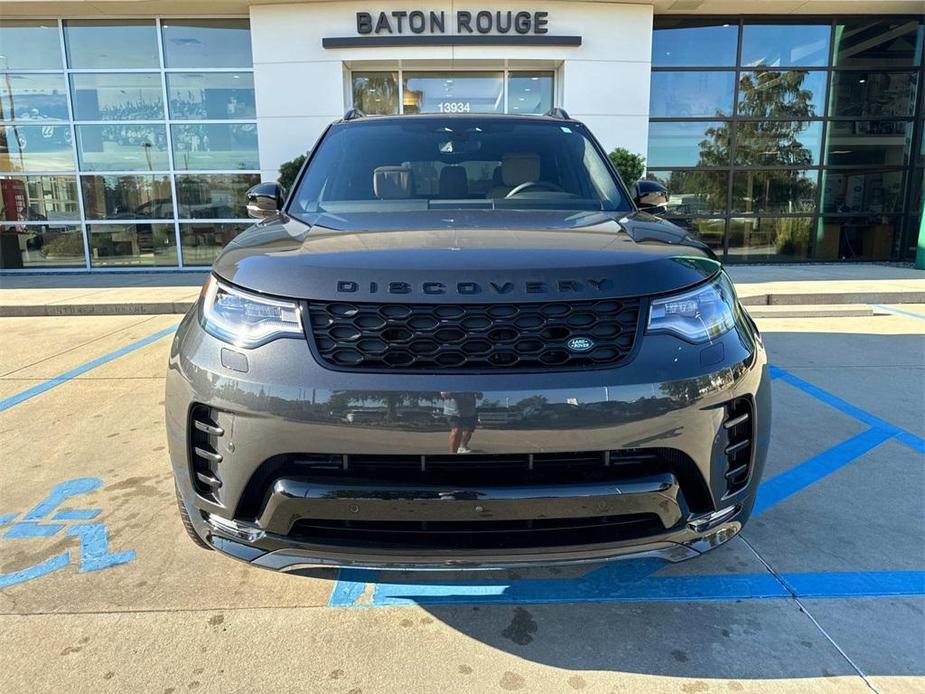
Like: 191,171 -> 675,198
289,117 -> 631,229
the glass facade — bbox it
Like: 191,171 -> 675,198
0,18 -> 257,270
1,12 -> 922,270
351,70 -> 555,115
649,16 -> 924,262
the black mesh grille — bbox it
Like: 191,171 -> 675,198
307,298 -> 641,371
288,514 -> 665,550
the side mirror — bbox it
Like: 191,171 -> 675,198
634,180 -> 669,212
246,182 -> 285,219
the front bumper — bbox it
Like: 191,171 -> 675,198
166,305 -> 770,571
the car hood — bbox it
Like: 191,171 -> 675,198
213,210 -> 720,302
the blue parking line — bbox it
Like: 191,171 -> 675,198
770,365 -> 924,452
782,571 -> 925,599
328,569 -> 379,607
752,427 -> 893,517
895,431 -> 925,455
329,569 -> 925,607
873,304 -> 925,321
0,324 -> 178,413
770,365 -> 901,435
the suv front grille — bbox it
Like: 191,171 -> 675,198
288,514 -> 665,550
307,298 -> 641,371
233,448 -> 714,519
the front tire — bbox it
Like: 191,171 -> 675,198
175,484 -> 212,551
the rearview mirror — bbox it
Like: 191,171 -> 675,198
634,180 -> 669,212
246,182 -> 285,219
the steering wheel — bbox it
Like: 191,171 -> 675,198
505,180 -> 565,198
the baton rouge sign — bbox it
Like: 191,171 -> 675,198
322,10 -> 581,48
357,10 -> 550,35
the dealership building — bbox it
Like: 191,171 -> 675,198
0,0 -> 923,272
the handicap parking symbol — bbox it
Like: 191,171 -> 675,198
0,477 -> 135,589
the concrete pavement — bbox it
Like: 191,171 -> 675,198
0,306 -> 922,693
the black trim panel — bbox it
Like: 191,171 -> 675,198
323,35 -> 582,48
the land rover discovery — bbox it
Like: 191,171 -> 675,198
166,111 -> 770,571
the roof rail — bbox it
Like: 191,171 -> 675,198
544,107 -> 571,120
343,108 -> 366,121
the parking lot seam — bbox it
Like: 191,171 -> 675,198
0,324 -> 178,413
0,315 -> 163,379
791,597 -> 878,693
739,536 -> 878,693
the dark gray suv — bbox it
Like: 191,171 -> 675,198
166,111 -> 770,572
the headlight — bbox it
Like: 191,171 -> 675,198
647,273 -> 737,343
200,276 -> 303,348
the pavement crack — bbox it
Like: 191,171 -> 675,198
739,534 -> 879,693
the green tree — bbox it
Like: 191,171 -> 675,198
682,69 -> 819,256
278,154 -> 306,191
692,69 -> 817,210
608,148 -> 646,185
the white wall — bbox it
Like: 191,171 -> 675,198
250,1 -> 653,180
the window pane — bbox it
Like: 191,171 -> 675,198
815,215 -> 899,260
161,19 -> 252,68
403,72 -> 503,114
175,173 -> 259,218
1,74 -> 68,121
76,124 -> 169,172
0,20 -> 62,69
80,174 -> 173,220
0,125 -> 74,171
0,224 -> 85,269
663,217 -> 726,254
650,72 -> 735,117
825,120 -> 912,166
508,72 -> 554,114
70,73 -> 164,121
180,222 -> 249,266
167,73 -> 255,120
727,217 -> 813,262
647,121 -> 729,167
737,70 -> 827,119
734,121 -> 823,166
821,169 -> 905,214
652,19 -> 737,67
64,20 -> 159,69
646,170 -> 728,215
742,23 -> 830,67
88,223 -> 177,267
732,170 -> 818,214
171,124 -> 258,170
1,175 -> 79,221
835,19 -> 924,68
351,72 -> 399,115
829,71 -> 918,118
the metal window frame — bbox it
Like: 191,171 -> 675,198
349,67 -> 557,116
0,15 -> 256,273
648,13 -> 925,263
